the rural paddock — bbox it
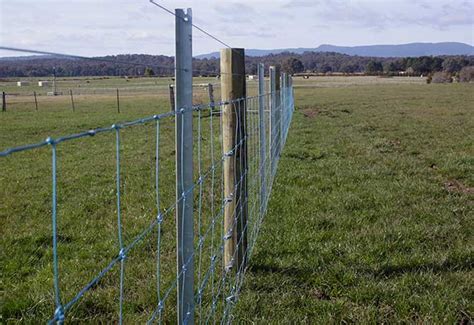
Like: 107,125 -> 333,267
1,76 -> 473,323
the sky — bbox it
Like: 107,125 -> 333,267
0,0 -> 473,58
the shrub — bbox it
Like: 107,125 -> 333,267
459,66 -> 474,83
431,72 -> 452,84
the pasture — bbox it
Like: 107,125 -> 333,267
235,77 -> 473,323
1,76 -> 473,323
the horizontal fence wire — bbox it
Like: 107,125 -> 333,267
0,82 -> 294,323
0,82 -> 219,113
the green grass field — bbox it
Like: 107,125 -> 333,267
235,79 -> 474,323
1,76 -> 473,323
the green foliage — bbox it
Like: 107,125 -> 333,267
365,60 -> 384,75
431,72 -> 453,83
442,57 -> 469,73
459,66 -> 474,82
282,57 -> 305,74
383,61 -> 404,74
3,53 -> 473,78
340,63 -> 358,74
144,67 -> 155,77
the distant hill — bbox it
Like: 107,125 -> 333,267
195,42 -> 474,59
1,49 -> 473,78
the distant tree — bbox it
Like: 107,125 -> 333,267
282,58 -> 304,74
319,64 -> 332,74
426,75 -> 432,84
442,57 -> 468,73
365,60 -> 384,75
409,57 -> 428,74
431,72 -> 452,83
144,67 -> 155,77
430,57 -> 444,72
1,52 -> 473,78
340,63 -> 358,74
247,62 -> 258,75
405,67 -> 415,75
459,66 -> 474,82
383,61 -> 396,73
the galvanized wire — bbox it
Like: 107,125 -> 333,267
1,82 -> 294,324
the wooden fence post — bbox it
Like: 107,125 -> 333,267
2,92 -> 6,112
69,89 -> 75,112
221,48 -> 248,272
34,91 -> 38,111
116,88 -> 120,113
207,83 -> 215,112
169,84 -> 175,111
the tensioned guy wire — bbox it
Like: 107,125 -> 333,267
149,0 -> 245,60
149,0 -> 234,50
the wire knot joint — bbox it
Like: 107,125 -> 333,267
156,213 -> 163,224
54,306 -> 65,322
119,248 -> 126,261
46,137 -> 55,145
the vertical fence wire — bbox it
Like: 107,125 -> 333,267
1,81 -> 294,324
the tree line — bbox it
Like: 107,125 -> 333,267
1,52 -> 473,78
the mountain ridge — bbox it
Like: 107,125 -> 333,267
195,42 -> 474,59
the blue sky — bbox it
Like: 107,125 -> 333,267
0,0 -> 473,57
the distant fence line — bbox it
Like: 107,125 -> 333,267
1,83 -> 220,113
0,7 -> 295,324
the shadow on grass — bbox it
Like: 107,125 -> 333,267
373,255 -> 474,278
247,263 -> 313,289
246,263 -> 334,301
249,263 -> 312,278
249,253 -> 473,284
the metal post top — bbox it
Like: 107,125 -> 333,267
175,8 -> 192,19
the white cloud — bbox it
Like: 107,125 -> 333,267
0,0 -> 472,58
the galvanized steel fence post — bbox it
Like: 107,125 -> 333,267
274,67 -> 281,158
258,63 -> 267,213
175,8 -> 194,324
281,72 -> 287,148
269,66 -> 281,174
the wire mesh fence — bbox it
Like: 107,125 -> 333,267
0,4 -> 296,323
0,78 -> 294,323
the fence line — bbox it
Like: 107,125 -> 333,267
0,87 -> 294,323
0,7 -> 295,324
1,84 -> 219,113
